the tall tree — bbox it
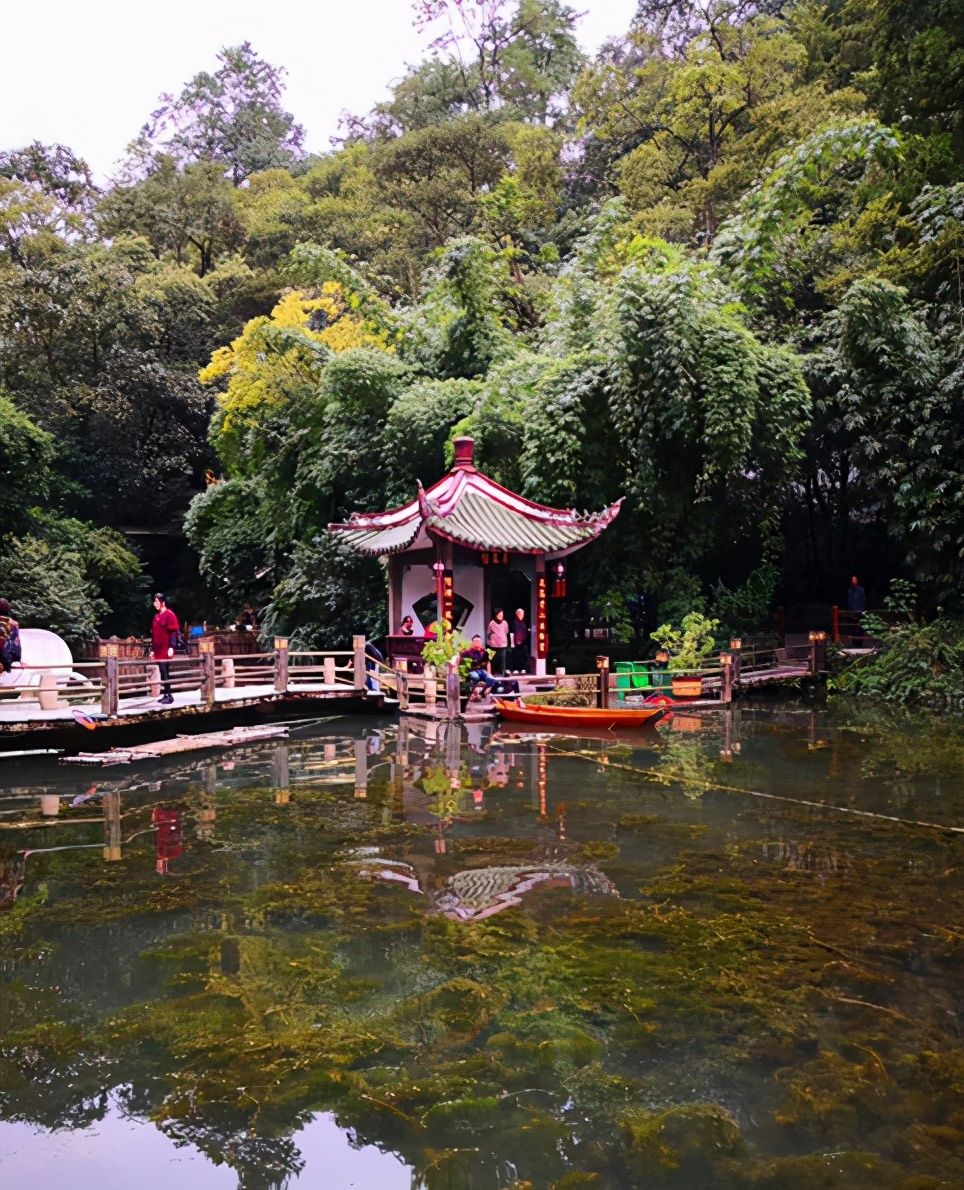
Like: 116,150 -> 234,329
412,0 -> 585,122
99,157 -> 245,276
0,142 -> 97,265
131,43 -> 305,186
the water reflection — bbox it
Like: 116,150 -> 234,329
354,853 -> 619,921
0,709 -> 961,1190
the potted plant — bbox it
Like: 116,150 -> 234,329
422,621 -> 467,672
651,612 -> 720,697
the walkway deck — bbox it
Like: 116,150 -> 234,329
0,682 -> 362,731
702,662 -> 811,691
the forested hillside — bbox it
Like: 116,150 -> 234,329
1,0 -> 961,643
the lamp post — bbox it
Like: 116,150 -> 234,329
719,651 -> 733,705
808,630 -> 828,675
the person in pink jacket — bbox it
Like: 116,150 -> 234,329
486,608 -> 509,675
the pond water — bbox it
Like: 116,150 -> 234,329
0,708 -> 961,1190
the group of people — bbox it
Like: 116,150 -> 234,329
395,607 -> 530,676
460,635 -> 520,699
461,607 -> 532,700
391,605 -> 531,700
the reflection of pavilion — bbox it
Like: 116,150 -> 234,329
354,856 -> 619,921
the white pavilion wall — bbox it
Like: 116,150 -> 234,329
459,565 -> 486,641
399,563 -> 435,631
398,558 -> 535,641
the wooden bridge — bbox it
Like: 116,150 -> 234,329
0,637 -> 379,743
0,631 -> 829,748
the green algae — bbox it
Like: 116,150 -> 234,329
0,717 -> 962,1188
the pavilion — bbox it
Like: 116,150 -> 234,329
329,437 -> 621,675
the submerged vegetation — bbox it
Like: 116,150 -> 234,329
1,716 -> 961,1186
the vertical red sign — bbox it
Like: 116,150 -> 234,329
536,575 -> 548,658
442,570 -> 455,628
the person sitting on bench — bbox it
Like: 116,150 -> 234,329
460,635 -> 519,696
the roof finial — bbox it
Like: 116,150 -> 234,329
452,436 -> 475,469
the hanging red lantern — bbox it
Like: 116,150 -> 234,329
551,560 -> 567,598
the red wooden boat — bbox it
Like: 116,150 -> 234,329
494,699 -> 665,730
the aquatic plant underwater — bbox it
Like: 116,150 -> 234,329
0,712 -> 961,1189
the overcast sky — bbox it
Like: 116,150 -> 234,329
2,0 -> 637,180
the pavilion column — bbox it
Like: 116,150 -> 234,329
388,557 -> 403,635
534,556 -> 548,676
433,537 -> 454,627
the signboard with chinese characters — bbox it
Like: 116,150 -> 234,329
442,569 -> 455,628
536,575 -> 548,658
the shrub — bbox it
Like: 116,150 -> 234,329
651,612 -> 720,673
830,617 -> 964,712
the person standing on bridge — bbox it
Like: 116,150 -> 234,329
847,575 -> 867,643
151,593 -> 180,705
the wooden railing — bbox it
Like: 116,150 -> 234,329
9,631 -> 831,720
831,607 -> 906,646
4,635 -> 371,717
602,633 -> 828,706
373,657 -> 580,718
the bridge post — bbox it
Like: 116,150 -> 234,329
596,655 -> 610,709
101,645 -> 119,716
353,635 -> 366,693
831,606 -> 840,644
423,664 -> 437,714
397,662 -> 409,711
729,639 -> 742,689
274,637 -> 289,693
323,655 -> 336,685
719,652 -> 734,705
199,638 -> 216,705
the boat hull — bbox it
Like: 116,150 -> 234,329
494,699 -> 664,730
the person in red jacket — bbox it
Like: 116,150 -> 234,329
151,593 -> 180,704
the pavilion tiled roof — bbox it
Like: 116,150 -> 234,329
329,438 -> 621,559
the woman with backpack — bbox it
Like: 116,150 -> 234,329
0,599 -> 22,673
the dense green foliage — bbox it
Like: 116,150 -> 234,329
1,1 -> 962,640
831,582 -> 964,710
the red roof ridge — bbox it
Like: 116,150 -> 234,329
329,444 -> 623,545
